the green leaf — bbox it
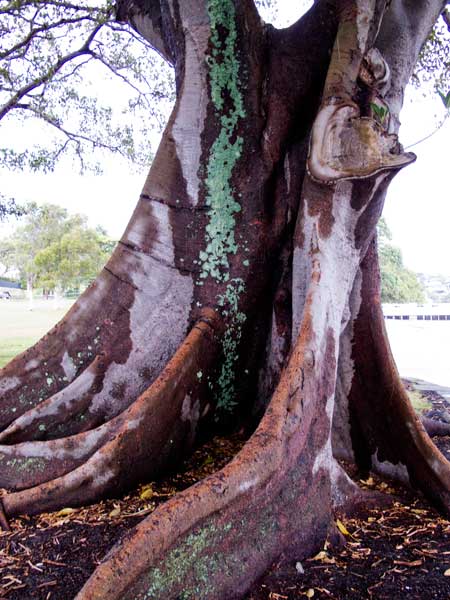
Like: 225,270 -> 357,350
370,102 -> 388,121
437,89 -> 450,110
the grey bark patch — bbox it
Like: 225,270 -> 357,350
90,254 -> 194,420
61,352 -> 77,383
0,377 -> 20,394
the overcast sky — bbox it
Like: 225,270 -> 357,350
1,2 -> 449,276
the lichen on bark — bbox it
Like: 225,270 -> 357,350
199,0 -> 248,414
216,278 -> 246,413
200,0 -> 246,282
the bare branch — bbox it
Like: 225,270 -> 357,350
18,104 -> 126,155
0,0 -> 103,15
0,15 -> 98,60
0,23 -> 103,120
89,50 -> 151,106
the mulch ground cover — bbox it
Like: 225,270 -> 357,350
247,470 -> 450,600
1,388 -> 450,600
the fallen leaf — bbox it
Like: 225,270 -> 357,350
336,519 -> 351,537
444,568 -> 450,576
305,589 -> 315,598
109,506 -> 121,518
312,551 -> 327,561
55,508 -> 76,517
140,485 -> 154,501
360,477 -> 374,486
201,455 -> 214,467
311,551 -> 336,565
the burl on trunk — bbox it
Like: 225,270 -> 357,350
0,1 -> 448,598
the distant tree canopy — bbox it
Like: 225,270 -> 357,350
0,202 -> 114,295
378,218 -> 425,304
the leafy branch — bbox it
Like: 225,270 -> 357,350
0,0 -> 174,172
438,88 -> 450,109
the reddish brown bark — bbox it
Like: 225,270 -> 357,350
344,239 -> 450,515
1,0 -> 449,598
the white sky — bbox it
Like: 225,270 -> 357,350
0,2 -> 449,275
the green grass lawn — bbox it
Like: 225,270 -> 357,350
0,298 -> 74,368
407,388 -> 432,414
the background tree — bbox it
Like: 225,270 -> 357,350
0,2 -> 449,599
0,203 -> 68,300
34,217 -> 113,294
378,217 -> 425,303
0,203 -> 112,299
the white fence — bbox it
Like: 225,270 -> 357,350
383,303 -> 450,321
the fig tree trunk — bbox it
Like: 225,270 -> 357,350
1,0 -> 449,598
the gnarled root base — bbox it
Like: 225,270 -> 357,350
75,286 -> 368,600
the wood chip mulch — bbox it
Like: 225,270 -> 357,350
246,464 -> 450,600
246,387 -> 450,600
1,418 -> 450,599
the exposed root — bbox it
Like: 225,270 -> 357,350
0,259 -> 134,427
421,416 -> 450,438
348,240 -> 450,515
0,498 -> 10,532
0,353 -> 110,444
0,228 -> 195,434
74,246 -> 368,599
0,423 -> 117,491
2,312 -> 220,517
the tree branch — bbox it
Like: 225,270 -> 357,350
0,15 -> 98,60
115,0 -> 175,64
89,50 -> 151,107
0,23 -> 103,120
0,0 -> 102,15
376,0 -> 447,123
18,105 -> 127,156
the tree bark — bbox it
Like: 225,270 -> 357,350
1,0 -> 449,598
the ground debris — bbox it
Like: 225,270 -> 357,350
246,434 -> 450,599
0,435 -> 244,599
1,430 -> 450,599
